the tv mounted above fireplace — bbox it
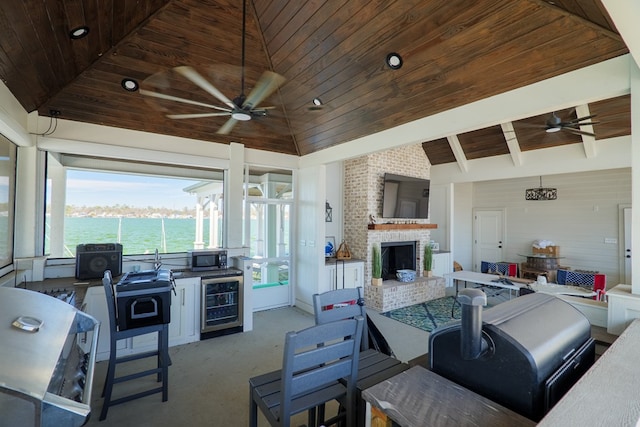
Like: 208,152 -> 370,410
382,173 -> 430,219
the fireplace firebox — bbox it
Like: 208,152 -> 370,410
381,241 -> 417,280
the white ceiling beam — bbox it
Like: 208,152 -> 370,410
501,122 -> 522,166
447,135 -> 468,173
602,0 -> 640,69
575,104 -> 596,158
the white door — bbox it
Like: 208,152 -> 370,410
624,207 -> 632,284
473,209 -> 505,271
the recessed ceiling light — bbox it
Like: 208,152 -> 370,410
312,98 -> 323,106
121,78 -> 139,92
69,26 -> 90,39
386,53 -> 403,70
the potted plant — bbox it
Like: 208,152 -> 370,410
372,243 -> 383,286
423,243 -> 433,277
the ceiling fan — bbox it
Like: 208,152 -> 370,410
543,111 -> 599,137
140,0 -> 285,135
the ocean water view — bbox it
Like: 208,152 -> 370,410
59,217 -> 213,257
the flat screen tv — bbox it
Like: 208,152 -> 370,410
381,173 -> 430,219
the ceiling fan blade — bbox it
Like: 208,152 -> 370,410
565,128 -> 595,137
217,118 -> 238,135
140,89 -> 231,112
564,121 -> 600,127
167,112 -> 231,119
568,114 -> 597,123
174,66 -> 236,109
243,71 -> 286,109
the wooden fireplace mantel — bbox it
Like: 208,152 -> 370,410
367,223 -> 437,230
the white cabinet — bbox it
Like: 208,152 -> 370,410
431,252 -> 453,287
325,260 -> 364,291
82,277 -> 200,362
607,284 -> 640,335
131,277 -> 200,351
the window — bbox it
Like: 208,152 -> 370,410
44,154 -> 223,257
0,134 -> 16,269
244,168 -> 293,303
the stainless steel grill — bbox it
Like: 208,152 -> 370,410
429,290 -> 595,421
0,287 -> 99,427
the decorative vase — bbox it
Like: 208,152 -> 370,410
424,270 -> 433,278
372,277 -> 383,286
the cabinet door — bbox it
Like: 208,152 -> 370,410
343,263 -> 363,289
170,277 -> 199,345
432,253 -> 452,286
324,264 -> 337,292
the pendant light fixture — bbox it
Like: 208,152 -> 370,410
525,176 -> 557,201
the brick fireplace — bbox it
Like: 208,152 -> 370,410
343,144 -> 444,311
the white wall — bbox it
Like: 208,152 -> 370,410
324,161 -> 343,245
471,169 -> 631,286
294,165 -> 326,313
453,182 -> 474,270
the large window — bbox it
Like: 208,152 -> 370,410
0,134 -> 16,269
45,154 -> 223,257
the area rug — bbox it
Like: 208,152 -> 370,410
382,297 -> 461,333
382,295 -> 504,333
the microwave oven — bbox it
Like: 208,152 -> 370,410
188,249 -> 227,271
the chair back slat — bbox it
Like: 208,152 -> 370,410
313,287 -> 368,350
102,270 -> 117,331
290,359 -> 352,397
291,339 -> 356,373
280,316 -> 363,419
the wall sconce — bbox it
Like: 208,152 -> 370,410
325,202 -> 333,222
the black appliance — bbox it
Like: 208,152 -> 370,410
200,268 -> 243,338
429,290 -> 595,422
188,249 -> 227,271
76,243 -> 123,279
0,287 -> 100,426
115,269 -> 174,331
381,172 -> 430,219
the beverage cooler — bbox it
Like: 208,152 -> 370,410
200,268 -> 244,338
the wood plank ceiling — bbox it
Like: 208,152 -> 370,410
0,0 -> 630,160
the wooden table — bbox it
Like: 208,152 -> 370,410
362,365 -> 535,427
446,270 -> 521,296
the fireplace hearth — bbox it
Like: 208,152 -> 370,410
381,241 -> 416,280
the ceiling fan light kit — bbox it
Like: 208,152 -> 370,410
139,0 -> 285,135
525,176 -> 557,201
544,111 -> 598,137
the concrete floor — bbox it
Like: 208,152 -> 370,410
86,304 -> 430,427
85,290 -> 615,427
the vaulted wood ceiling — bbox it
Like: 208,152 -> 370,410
0,0 -> 630,160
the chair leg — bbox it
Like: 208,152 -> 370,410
100,341 -> 117,421
160,325 -> 169,401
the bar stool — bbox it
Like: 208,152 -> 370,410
100,270 -> 170,421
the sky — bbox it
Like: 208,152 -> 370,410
62,170 -> 202,209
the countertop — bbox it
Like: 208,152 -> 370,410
324,257 -> 364,265
18,267 -> 242,309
